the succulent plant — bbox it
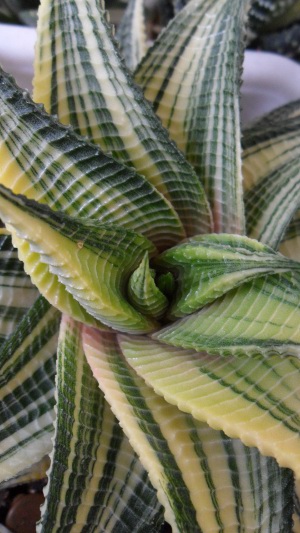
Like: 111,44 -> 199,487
0,0 -> 300,531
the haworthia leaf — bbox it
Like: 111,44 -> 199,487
0,228 -> 38,345
11,237 -> 105,329
119,334 -> 300,479
156,233 -> 300,318
128,252 -> 169,319
0,295 -> 60,483
242,100 -> 300,248
0,185 -> 158,333
0,456 -> 49,490
154,273 -> 300,357
33,0 -> 212,238
280,211 -> 300,262
116,0 -> 148,70
242,99 -> 300,191
0,68 -> 184,251
39,316 -> 163,533
83,327 -> 294,533
135,0 -> 248,233
245,155 -> 300,249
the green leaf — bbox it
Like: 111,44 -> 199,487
156,233 -> 300,318
128,252 -> 169,319
119,334 -> 300,479
0,228 -> 38,345
0,295 -> 60,483
154,273 -> 300,357
33,0 -> 212,238
0,185 -> 158,333
243,99 -> 300,248
83,327 -> 294,533
0,456 -> 49,490
0,68 -> 184,251
116,0 -> 147,70
39,316 -> 163,533
280,211 -> 300,262
135,0 -> 249,233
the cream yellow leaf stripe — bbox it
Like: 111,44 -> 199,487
39,315 -> 163,533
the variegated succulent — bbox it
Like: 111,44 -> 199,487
1,0 -> 300,531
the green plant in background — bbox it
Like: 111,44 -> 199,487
1,0 -> 300,531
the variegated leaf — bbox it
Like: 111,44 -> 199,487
135,0 -> 249,233
0,456 -> 49,490
155,233 -> 300,318
128,252 -> 168,319
39,316 -> 163,532
82,327 -> 294,533
0,228 -> 38,344
0,185 -> 157,333
116,0 -> 147,70
34,0 -> 212,238
119,334 -> 300,479
0,68 -> 183,251
0,295 -> 60,483
280,211 -> 300,262
154,273 -> 300,357
243,99 -> 300,248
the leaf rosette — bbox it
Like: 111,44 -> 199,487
0,0 -> 300,531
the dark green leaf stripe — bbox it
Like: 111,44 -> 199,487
0,68 -> 183,251
154,273 -> 300,357
0,229 -> 38,344
116,0 -> 147,70
83,328 -> 294,532
135,0 -> 248,233
155,233 -> 300,318
119,334 -> 300,478
39,316 -> 163,533
0,295 -> 60,483
0,185 -> 158,333
34,0 -> 212,238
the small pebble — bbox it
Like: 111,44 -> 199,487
5,493 -> 44,533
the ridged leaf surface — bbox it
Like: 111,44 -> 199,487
0,185 -> 157,333
135,0 -> 248,233
119,334 -> 300,479
0,68 -> 183,251
0,229 -> 38,344
33,0 -> 212,238
83,327 -> 294,533
0,296 -> 60,483
39,316 -> 163,533
154,272 -> 300,357
243,99 -> 300,248
156,233 -> 300,318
